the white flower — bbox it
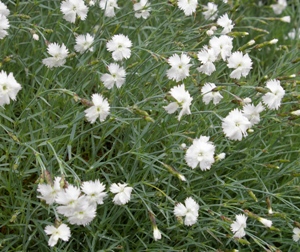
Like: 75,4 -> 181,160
166,53 -> 192,82
37,177 -> 64,205
101,63 -> 126,89
60,0 -> 88,23
0,71 -> 22,106
0,14 -> 9,39
185,136 -> 215,171
84,94 -> 110,123
215,153 -> 226,161
280,16 -> 290,23
67,202 -> 97,226
74,33 -> 94,54
291,110 -> 300,116
258,217 -> 272,228
202,2 -> 218,20
242,102 -> 265,126
174,197 -> 199,226
89,0 -> 95,6
42,43 -> 69,68
33,34 -> 39,40
81,180 -> 107,206
227,51 -> 252,79
0,2 -> 10,17
217,13 -> 234,34
222,109 -> 251,141
286,28 -> 300,40
134,0 -> 151,19
209,35 -> 233,61
106,34 -> 132,61
230,214 -> 247,238
56,185 -> 82,216
197,46 -> 217,76
110,183 -> 133,205
201,83 -> 223,105
177,0 -> 198,16
262,79 -> 285,110
271,0 -> 287,15
293,227 -> 300,242
99,0 -> 119,17
153,226 -> 162,241
44,223 -> 71,247
163,84 -> 193,121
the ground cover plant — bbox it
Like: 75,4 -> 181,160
0,0 -> 300,251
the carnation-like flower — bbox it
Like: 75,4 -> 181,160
217,13 -> 234,34
44,223 -> 71,247
197,46 -> 217,76
110,183 -> 133,205
42,43 -> 69,68
262,79 -> 285,110
0,14 -> 9,39
134,0 -> 151,19
60,0 -> 88,23
293,227 -> 300,242
0,1 -> 10,17
177,0 -> 198,16
258,217 -> 272,228
81,180 -> 107,206
37,177 -> 64,205
227,51 -> 252,79
174,197 -> 199,226
242,102 -> 265,126
106,34 -> 132,61
56,185 -> 82,216
101,63 -> 126,89
202,2 -> 218,20
271,0 -> 287,15
84,94 -> 110,123
222,108 -> 251,141
74,33 -> 94,54
185,136 -> 215,171
0,70 -> 22,106
153,226 -> 162,241
230,214 -> 247,238
166,53 -> 192,82
201,83 -> 223,105
209,35 -> 233,61
163,84 -> 193,121
67,202 -> 97,226
99,0 -> 119,17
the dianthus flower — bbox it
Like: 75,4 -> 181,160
134,0 -> 151,19
74,33 -> 94,54
0,1 -> 10,17
0,14 -> 9,39
222,108 -> 251,141
37,177 -> 64,205
110,183 -> 133,205
185,136 -> 215,171
174,197 -> 199,226
81,180 -> 107,206
0,70 -> 22,106
99,0 -> 119,17
242,102 -> 264,126
202,2 -> 218,20
201,83 -> 223,105
84,94 -> 110,123
44,223 -> 71,247
163,84 -> 193,121
227,51 -> 252,79
106,34 -> 132,61
262,79 -> 285,110
209,35 -> 233,61
293,227 -> 300,242
177,0 -> 198,16
230,214 -> 247,238
60,0 -> 88,23
197,46 -> 217,76
271,0 -> 287,15
101,63 -> 126,89
166,53 -> 192,82
42,43 -> 69,68
217,13 -> 234,34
